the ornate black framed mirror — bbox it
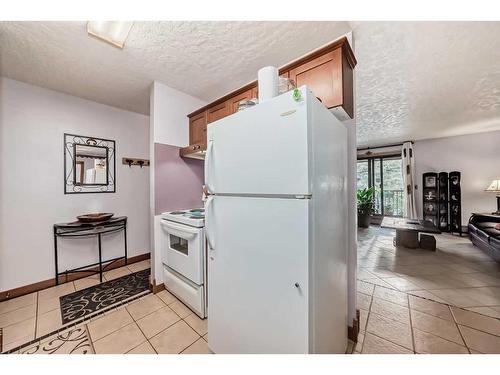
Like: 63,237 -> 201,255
64,133 -> 116,194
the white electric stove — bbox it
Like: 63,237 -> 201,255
160,208 -> 207,318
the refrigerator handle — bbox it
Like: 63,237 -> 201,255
204,139 -> 214,194
205,195 -> 215,250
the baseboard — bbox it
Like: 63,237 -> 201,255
0,252 -> 150,302
347,309 -> 360,342
150,280 -> 165,294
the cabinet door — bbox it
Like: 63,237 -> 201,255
288,49 -> 342,109
207,101 -> 230,123
251,85 -> 258,100
227,89 -> 252,114
189,111 -> 207,146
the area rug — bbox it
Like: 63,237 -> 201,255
60,268 -> 150,324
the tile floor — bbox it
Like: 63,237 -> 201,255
0,259 -> 152,352
357,226 -> 500,316
352,226 -> 500,354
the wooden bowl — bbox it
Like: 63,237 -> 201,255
77,213 -> 114,223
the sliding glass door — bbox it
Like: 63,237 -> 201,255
357,155 -> 404,217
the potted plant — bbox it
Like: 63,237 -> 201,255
357,187 -> 376,228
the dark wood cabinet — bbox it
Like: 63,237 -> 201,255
181,37 -> 356,158
228,89 -> 253,114
189,111 -> 207,147
207,101 -> 230,124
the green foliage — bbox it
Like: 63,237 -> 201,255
357,187 -> 376,215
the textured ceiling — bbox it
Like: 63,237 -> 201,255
0,21 -> 351,115
354,21 -> 500,147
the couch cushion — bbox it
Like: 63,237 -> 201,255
468,223 -> 478,235
476,222 -> 500,229
483,228 -> 500,237
476,228 -> 493,243
490,236 -> 500,250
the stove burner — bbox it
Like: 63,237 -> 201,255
169,211 -> 186,215
189,209 -> 204,213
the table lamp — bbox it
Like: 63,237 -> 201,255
485,179 -> 500,215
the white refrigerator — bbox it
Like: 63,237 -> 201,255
205,86 -> 348,354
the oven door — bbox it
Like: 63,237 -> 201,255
160,219 -> 204,285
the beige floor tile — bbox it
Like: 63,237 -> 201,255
73,275 -> 101,291
0,303 -> 36,328
93,323 -> 146,354
465,306 -> 500,320
2,318 -> 35,345
149,320 -> 199,354
451,307 -> 500,336
465,287 -> 500,306
373,286 -> 408,307
357,280 -> 375,296
0,293 -> 37,315
410,309 -> 463,345
409,295 -> 453,321
370,297 -> 410,325
104,266 -> 132,281
408,290 -> 448,304
184,313 -> 208,336
136,306 -> 180,338
156,289 -> 176,305
203,333 -> 208,342
87,307 -> 134,342
413,329 -> 469,354
366,312 -> 413,350
353,332 -> 364,353
384,276 -> 422,292
459,325 -> 500,354
126,294 -> 165,320
127,259 -> 151,273
37,295 -> 61,315
359,308 -> 369,332
36,308 -> 63,338
38,282 -> 75,301
361,333 -> 413,354
169,300 -> 193,319
428,288 -> 484,308
1,334 -> 35,352
181,338 -> 213,354
126,341 -> 157,354
357,292 -> 372,310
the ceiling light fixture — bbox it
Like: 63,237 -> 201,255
87,21 -> 133,49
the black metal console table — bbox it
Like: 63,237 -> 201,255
53,216 -> 127,285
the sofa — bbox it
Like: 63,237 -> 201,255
468,214 -> 500,262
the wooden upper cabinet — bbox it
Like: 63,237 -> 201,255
189,111 -> 207,147
287,46 -> 354,119
228,89 -> 253,114
289,49 -> 342,108
207,101 -> 230,123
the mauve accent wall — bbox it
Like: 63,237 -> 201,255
154,142 -> 204,214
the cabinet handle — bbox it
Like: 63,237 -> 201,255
294,282 -> 300,288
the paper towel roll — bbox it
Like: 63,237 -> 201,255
258,66 -> 279,103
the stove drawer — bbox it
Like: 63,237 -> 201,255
164,265 -> 206,318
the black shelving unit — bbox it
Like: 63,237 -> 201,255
438,172 -> 449,232
422,172 -> 439,227
449,171 -> 462,235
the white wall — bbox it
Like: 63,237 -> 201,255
414,130 -> 500,224
0,77 -> 150,291
149,81 -> 207,286
150,81 -> 207,147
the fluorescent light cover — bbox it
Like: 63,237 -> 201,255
87,21 -> 133,48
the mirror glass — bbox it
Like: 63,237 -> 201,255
74,144 -> 108,185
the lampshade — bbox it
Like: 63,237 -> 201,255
485,179 -> 500,192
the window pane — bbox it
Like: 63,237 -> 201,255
382,157 -> 404,217
356,160 -> 369,190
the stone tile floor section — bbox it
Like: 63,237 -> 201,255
9,289 -> 211,354
358,226 -> 500,318
0,259 -> 152,352
350,280 -> 500,353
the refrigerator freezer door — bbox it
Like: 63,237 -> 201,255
207,195 -> 309,353
205,87 -> 310,196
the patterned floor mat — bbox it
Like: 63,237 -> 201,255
60,268 -> 150,324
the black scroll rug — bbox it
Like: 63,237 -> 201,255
60,268 -> 150,324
